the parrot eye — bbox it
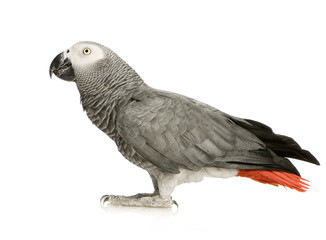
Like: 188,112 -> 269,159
83,48 -> 91,55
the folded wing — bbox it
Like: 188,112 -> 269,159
117,89 -> 314,176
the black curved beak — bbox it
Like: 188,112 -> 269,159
49,52 -> 75,81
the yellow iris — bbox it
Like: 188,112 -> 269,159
83,48 -> 91,55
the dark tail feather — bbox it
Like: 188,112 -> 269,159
231,118 -> 320,165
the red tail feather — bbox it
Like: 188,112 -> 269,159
237,170 -> 309,192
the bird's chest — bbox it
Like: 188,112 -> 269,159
85,105 -> 156,171
84,103 -> 117,138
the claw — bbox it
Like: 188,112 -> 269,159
100,195 -> 111,207
172,200 -> 179,208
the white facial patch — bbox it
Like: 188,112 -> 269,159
65,42 -> 106,69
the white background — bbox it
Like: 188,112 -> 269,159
1,0 -> 325,239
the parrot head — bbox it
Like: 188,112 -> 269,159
49,42 -> 108,82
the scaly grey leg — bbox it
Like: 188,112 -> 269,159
100,194 -> 177,208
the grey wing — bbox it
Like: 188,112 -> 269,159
117,90 -> 300,175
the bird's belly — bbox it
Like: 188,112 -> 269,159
156,167 -> 239,198
176,167 -> 239,185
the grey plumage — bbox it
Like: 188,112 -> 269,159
50,41 -> 319,207
117,88 -> 302,175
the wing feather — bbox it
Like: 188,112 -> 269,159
117,89 -> 300,175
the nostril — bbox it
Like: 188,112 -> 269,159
67,49 -> 70,53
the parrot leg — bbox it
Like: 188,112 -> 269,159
100,172 -> 179,208
100,194 -> 177,208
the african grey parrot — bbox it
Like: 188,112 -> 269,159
49,41 -> 319,208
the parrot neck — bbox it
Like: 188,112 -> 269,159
76,55 -> 144,102
77,70 -> 144,108
76,64 -> 145,140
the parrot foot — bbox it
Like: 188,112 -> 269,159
100,194 -> 178,208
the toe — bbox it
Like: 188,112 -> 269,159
100,195 -> 113,207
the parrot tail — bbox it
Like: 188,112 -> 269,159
237,170 -> 309,192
